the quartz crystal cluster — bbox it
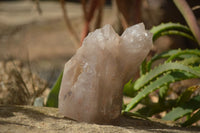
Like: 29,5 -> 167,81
59,23 -> 153,124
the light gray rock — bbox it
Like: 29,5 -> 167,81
59,23 -> 153,124
0,105 -> 199,133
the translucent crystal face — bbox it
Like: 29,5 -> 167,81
121,23 -> 152,51
59,23 -> 153,124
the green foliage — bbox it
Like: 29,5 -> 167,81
123,49 -> 200,126
181,109 -> 200,127
163,95 -> 200,121
122,23 -> 200,126
123,22 -> 200,127
46,72 -> 63,107
150,22 -> 196,42
146,49 -> 200,72
125,70 -> 199,111
135,62 -> 200,91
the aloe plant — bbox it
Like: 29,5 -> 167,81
122,22 -> 200,126
123,48 -> 200,126
150,22 -> 196,42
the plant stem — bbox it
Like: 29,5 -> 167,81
173,0 -> 200,47
60,0 -> 80,48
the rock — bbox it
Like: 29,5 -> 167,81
0,105 -> 199,133
34,97 -> 45,107
59,23 -> 153,124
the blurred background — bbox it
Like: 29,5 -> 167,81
0,0 -> 200,105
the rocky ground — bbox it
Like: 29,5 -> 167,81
1,105 -> 200,133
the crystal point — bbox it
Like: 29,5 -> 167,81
59,23 -> 153,124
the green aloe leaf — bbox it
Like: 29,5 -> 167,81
158,85 -> 169,103
123,79 -> 136,97
166,49 -> 200,62
135,99 -> 176,117
176,85 -> 199,106
157,30 -> 196,42
146,49 -> 200,72
140,59 -> 147,75
162,95 -> 200,121
179,56 -> 200,66
150,22 -> 194,41
181,109 -> 200,127
125,71 -> 197,111
134,62 -> 200,91
46,72 -> 63,107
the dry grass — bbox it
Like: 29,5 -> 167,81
0,59 -> 50,105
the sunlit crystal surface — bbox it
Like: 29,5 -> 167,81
59,23 -> 153,124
